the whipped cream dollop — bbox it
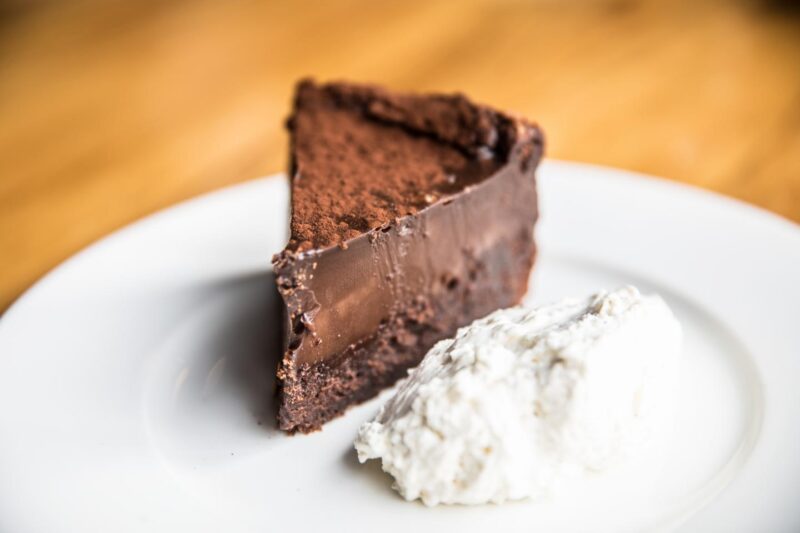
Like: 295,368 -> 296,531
354,286 -> 681,506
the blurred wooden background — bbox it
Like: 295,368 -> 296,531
1,0 -> 799,311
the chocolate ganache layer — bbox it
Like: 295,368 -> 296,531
273,80 -> 544,433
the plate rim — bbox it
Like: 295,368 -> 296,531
3,159 -> 798,323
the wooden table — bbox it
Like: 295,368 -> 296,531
1,0 -> 798,311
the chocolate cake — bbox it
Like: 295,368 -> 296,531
273,80 -> 544,433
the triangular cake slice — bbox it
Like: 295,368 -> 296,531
273,80 -> 544,433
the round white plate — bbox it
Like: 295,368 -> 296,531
1,161 -> 798,532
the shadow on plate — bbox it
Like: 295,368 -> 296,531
168,270 -> 284,434
220,271 -> 284,432
340,445 -> 398,499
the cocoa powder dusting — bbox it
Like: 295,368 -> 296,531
285,79 -> 538,252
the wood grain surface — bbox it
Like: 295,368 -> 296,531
1,0 -> 799,311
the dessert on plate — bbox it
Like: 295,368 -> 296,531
272,80 -> 544,433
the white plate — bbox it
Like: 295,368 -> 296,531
1,161 -> 798,533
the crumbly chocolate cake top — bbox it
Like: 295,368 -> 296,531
285,79 -> 540,252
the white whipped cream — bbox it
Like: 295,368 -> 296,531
354,286 -> 681,506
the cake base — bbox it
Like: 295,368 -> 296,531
277,239 -> 535,433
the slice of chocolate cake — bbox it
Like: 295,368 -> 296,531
273,80 -> 544,433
